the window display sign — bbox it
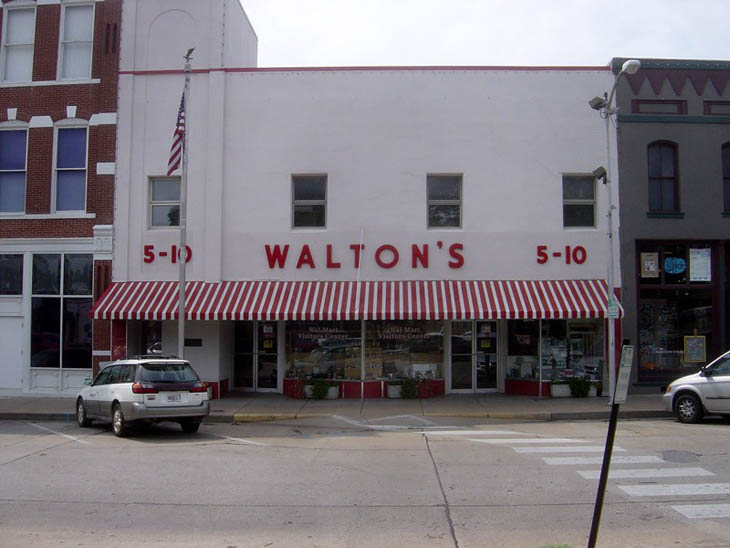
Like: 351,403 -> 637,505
640,252 -> 659,278
683,335 -> 706,363
689,248 -> 711,282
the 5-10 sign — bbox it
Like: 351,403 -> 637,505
536,245 -> 587,265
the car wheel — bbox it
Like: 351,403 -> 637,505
76,398 -> 92,427
180,420 -> 201,434
675,393 -> 703,424
112,404 -> 128,437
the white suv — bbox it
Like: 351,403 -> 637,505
663,350 -> 730,423
76,357 -> 210,436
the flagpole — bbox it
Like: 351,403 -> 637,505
177,49 -> 193,359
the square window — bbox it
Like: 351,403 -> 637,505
55,127 -> 87,211
0,130 -> 27,213
149,177 -> 180,227
60,4 -> 94,80
292,175 -> 326,228
1,8 -> 35,82
0,254 -> 23,295
427,175 -> 461,228
562,175 -> 595,228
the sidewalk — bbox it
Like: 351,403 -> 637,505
0,392 -> 670,423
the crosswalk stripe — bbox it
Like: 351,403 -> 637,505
423,430 -> 524,436
619,483 -> 730,497
543,456 -> 663,465
514,445 -> 625,453
469,437 -> 583,444
579,467 -> 714,480
671,504 -> 730,519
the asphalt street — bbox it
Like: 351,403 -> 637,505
1,415 -> 729,548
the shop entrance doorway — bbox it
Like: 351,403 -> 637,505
451,321 -> 498,392
233,321 -> 278,392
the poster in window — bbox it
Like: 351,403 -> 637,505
683,336 -> 706,363
640,252 -> 659,278
689,248 -> 711,282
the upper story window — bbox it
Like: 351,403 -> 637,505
1,7 -> 35,82
0,254 -> 23,295
723,144 -> 730,213
648,141 -> 679,212
427,174 -> 461,228
562,175 -> 595,228
149,176 -> 180,228
59,3 -> 94,80
292,175 -> 326,228
0,129 -> 27,213
55,126 -> 88,212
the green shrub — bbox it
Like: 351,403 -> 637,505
400,377 -> 419,399
568,377 -> 592,398
309,378 -> 334,399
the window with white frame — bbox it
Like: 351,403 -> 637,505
31,253 -> 92,369
427,174 -> 462,228
149,177 -> 180,227
59,3 -> 94,80
0,254 -> 23,295
562,175 -> 596,228
0,129 -> 27,213
292,175 -> 327,228
1,7 -> 35,82
55,127 -> 88,211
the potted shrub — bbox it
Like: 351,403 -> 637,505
568,377 -> 594,398
387,380 -> 403,398
550,380 -> 571,398
400,377 -> 419,399
304,378 -> 338,399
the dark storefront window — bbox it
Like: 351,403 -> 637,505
285,321 -> 361,379
0,254 -> 23,295
31,254 -> 92,369
366,321 -> 443,380
637,242 -> 715,383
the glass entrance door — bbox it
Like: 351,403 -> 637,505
234,321 -> 278,391
451,320 -> 498,392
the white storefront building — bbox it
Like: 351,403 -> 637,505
93,0 -> 621,398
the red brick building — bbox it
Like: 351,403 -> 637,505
0,0 -> 120,392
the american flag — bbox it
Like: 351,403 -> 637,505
167,92 -> 185,176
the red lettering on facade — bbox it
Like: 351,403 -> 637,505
349,244 -> 365,269
448,243 -> 464,269
143,245 -> 154,263
296,245 -> 315,269
265,244 -> 289,268
375,244 -> 399,269
411,244 -> 429,268
326,244 -> 341,269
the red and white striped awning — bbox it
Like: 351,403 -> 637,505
91,280 -> 621,321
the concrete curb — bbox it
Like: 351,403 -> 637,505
0,410 -> 673,423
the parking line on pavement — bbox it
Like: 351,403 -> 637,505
423,430 -> 524,436
514,445 -> 626,453
470,437 -> 583,444
208,433 -> 266,446
27,422 -> 90,444
671,504 -> 730,519
543,455 -> 664,465
619,483 -> 730,497
578,467 -> 714,480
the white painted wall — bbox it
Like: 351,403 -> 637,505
116,66 -> 618,285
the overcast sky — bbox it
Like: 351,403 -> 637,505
237,0 -> 730,68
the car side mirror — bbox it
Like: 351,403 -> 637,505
699,366 -> 710,377
84,377 -> 92,385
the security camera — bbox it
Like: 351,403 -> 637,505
593,166 -> 607,181
589,96 -> 606,111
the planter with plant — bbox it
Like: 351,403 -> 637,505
399,377 -> 419,399
568,377 -> 597,398
304,378 -> 339,399
550,380 -> 571,398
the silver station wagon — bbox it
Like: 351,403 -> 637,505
76,357 -> 210,436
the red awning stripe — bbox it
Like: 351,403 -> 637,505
91,280 -> 622,321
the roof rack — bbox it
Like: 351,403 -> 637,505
123,355 -> 184,361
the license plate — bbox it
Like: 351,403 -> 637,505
166,393 -> 182,403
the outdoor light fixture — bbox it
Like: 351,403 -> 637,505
592,166 -> 607,181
